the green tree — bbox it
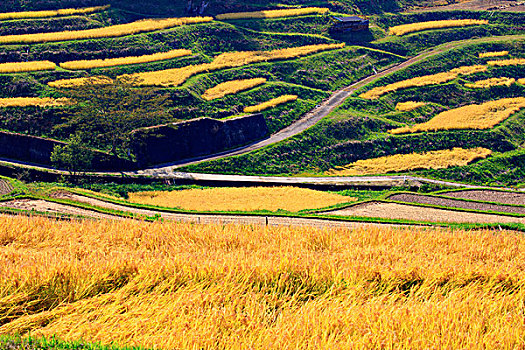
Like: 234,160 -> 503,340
56,76 -> 171,159
50,134 -> 94,175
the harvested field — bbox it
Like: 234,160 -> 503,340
327,201 -> 525,224
0,199 -> 117,219
0,180 -> 13,195
49,192 -> 385,229
441,190 -> 525,205
389,193 -> 525,215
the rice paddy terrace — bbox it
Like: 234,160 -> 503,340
1,2 -> 525,347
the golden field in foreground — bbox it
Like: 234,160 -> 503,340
128,186 -> 352,212
327,147 -> 491,175
1,216 -> 525,349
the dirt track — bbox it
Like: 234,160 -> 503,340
413,0 -> 525,12
389,193 -> 525,214
441,190 -> 525,206
327,201 -> 525,224
0,199 -> 118,219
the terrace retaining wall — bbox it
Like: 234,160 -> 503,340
132,114 -> 269,166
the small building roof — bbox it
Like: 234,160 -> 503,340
332,16 -> 369,23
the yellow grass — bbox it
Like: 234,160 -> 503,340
128,186 -> 351,212
216,7 -> 329,20
395,101 -> 427,111
519,79 -> 525,85
0,97 -> 70,107
59,49 -> 192,70
479,51 -> 509,58
0,17 -> 213,44
327,147 -> 491,175
390,97 -> 525,134
47,76 -> 113,88
202,78 -> 267,101
388,19 -> 488,36
0,5 -> 110,21
1,216 -> 525,349
360,65 -> 486,99
465,77 -> 515,88
244,95 -> 298,113
0,60 -> 56,73
125,43 -> 345,87
487,58 -> 525,66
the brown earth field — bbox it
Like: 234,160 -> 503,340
414,0 -> 525,12
389,193 -> 525,214
441,190 -> 525,206
0,180 -> 12,196
327,201 -> 525,224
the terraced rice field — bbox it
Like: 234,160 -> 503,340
327,202 -> 525,224
441,190 -> 525,205
389,193 -> 525,215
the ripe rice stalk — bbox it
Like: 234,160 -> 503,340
479,51 -> 509,58
128,186 -> 354,212
0,97 -> 71,107
1,216 -> 525,349
487,58 -> 525,66
244,95 -> 297,113
388,19 -> 489,36
48,76 -> 113,88
360,65 -> 486,99
0,17 -> 213,44
465,77 -> 515,89
216,7 -> 329,20
0,61 -> 56,73
60,49 -> 192,70
202,78 -> 267,101
390,97 -> 525,134
327,147 -> 492,175
125,43 -> 344,87
518,79 -> 525,85
395,101 -> 427,111
0,5 -> 110,21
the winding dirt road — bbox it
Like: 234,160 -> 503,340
137,34 -> 525,173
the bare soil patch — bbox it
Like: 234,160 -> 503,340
0,199 -> 118,219
441,190 -> 525,206
0,180 -> 13,196
413,0 -> 525,12
389,193 -> 525,214
328,201 -> 525,224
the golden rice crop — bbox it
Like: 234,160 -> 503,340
360,65 -> 486,99
327,147 -> 491,175
390,97 -> 525,134
1,216 -> 525,349
59,49 -> 192,70
244,95 -> 298,113
395,101 -> 427,111
128,186 -> 353,212
388,19 -> 489,36
0,60 -> 56,73
0,17 -> 213,44
0,5 -> 110,21
465,77 -> 515,88
479,51 -> 509,58
518,78 -> 525,85
48,76 -> 113,88
125,43 -> 345,87
216,7 -> 329,20
202,78 -> 267,101
0,97 -> 70,107
487,58 -> 525,66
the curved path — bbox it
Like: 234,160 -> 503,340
138,34 -> 525,173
